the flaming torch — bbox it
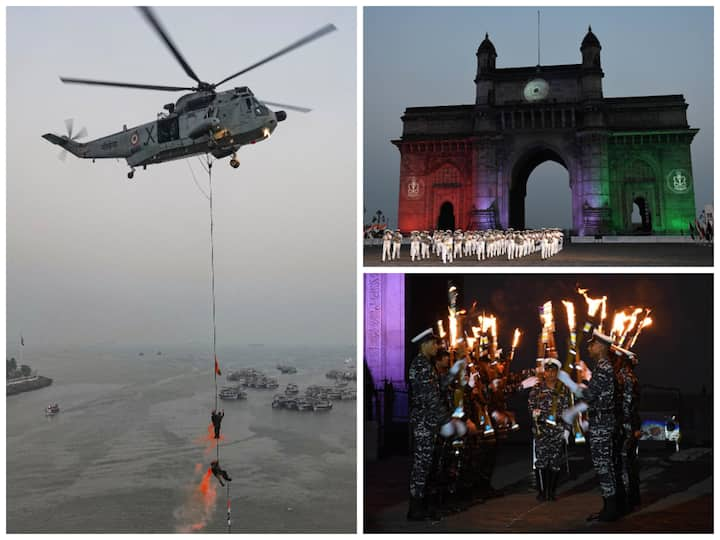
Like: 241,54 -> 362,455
627,309 -> 652,349
509,328 -> 521,364
578,287 -> 606,337
619,307 -> 643,348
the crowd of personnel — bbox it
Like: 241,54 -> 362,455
406,313 -> 641,524
381,229 -> 564,263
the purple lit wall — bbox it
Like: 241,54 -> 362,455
363,274 -> 405,388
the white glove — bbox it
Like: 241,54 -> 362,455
563,430 -> 570,444
520,376 -> 538,389
558,370 -> 584,396
449,358 -> 466,376
454,419 -> 467,437
561,401 -> 589,425
468,372 -> 477,388
440,421 -> 454,438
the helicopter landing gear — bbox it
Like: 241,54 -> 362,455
229,154 -> 239,169
128,168 -> 135,179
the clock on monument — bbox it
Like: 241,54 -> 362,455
523,78 -> 549,102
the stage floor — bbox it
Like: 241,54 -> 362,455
364,443 -> 712,533
364,243 -> 713,267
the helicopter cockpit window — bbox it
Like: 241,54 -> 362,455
245,98 -> 252,113
252,99 -> 269,117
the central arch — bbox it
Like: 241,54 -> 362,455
509,146 -> 570,230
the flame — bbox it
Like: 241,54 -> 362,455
466,336 -> 476,349
578,287 -> 607,320
437,320 -> 446,339
600,298 -> 608,332
627,310 -> 652,348
512,328 -> 521,349
540,301 -> 554,331
561,300 -> 576,331
611,311 -> 627,340
449,310 -> 458,349
471,326 -> 481,338
619,307 -> 643,346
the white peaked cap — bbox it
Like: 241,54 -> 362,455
411,328 -> 436,344
591,329 -> 614,345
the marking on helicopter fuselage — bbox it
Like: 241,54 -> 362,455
144,125 -> 155,145
130,132 -> 139,146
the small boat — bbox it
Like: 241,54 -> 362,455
296,398 -> 314,411
219,387 -> 246,400
277,364 -> 298,374
313,399 -> 333,412
284,383 -> 299,395
284,397 -> 298,410
326,389 -> 343,400
45,403 -> 60,416
340,389 -> 356,400
272,394 -> 288,408
264,378 -> 279,390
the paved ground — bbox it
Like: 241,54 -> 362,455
364,443 -> 712,533
364,243 -> 713,267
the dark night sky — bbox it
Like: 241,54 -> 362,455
405,274 -> 713,395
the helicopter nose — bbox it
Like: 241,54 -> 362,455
275,110 -> 287,122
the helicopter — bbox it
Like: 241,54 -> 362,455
42,7 -> 336,179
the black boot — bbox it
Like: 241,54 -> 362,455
424,493 -> 444,520
535,469 -> 546,501
407,496 -> 427,521
598,495 -> 620,522
546,469 -> 558,501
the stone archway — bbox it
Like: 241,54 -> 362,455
632,196 -> 652,233
508,146 -> 571,230
437,201 -> 455,230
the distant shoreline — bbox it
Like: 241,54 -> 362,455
6,375 -> 53,396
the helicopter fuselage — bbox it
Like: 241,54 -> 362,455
44,86 -> 283,168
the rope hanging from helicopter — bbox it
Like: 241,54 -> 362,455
195,153 -> 232,533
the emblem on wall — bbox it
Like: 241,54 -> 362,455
666,169 -> 690,194
406,177 -> 424,199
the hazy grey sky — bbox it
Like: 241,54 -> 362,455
7,7 -> 356,348
364,6 -> 713,229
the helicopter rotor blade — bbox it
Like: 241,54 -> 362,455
60,77 -> 195,92
64,118 -> 74,138
213,23 -> 337,89
73,126 -> 88,140
262,101 -> 312,113
138,6 -> 203,86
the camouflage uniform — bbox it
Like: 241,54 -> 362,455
618,363 -> 641,506
528,383 -> 570,471
408,353 -> 451,499
582,356 -> 617,497
469,358 -> 498,492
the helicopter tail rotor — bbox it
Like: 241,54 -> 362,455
52,119 -> 88,161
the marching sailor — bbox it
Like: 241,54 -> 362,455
528,358 -> 570,501
558,330 -> 619,521
407,328 -> 466,520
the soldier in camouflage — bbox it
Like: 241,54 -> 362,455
528,358 -> 570,501
406,328 -> 465,520
558,329 -> 619,521
617,351 -> 641,512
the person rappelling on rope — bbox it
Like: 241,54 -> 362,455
211,409 -> 225,439
210,459 -> 232,487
